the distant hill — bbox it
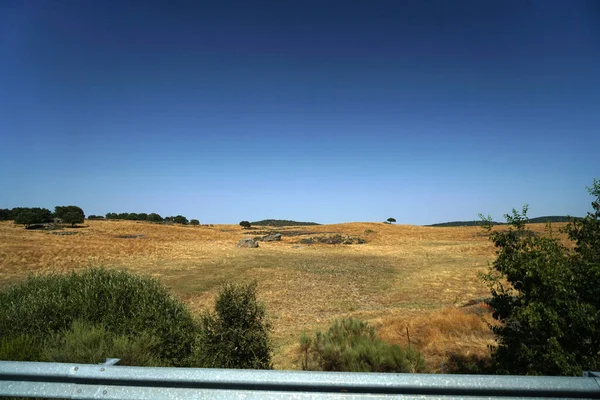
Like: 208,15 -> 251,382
527,216 -> 581,223
250,219 -> 320,227
427,215 -> 580,227
427,220 -> 502,227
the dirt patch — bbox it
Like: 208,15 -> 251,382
114,234 -> 145,239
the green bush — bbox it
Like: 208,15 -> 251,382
0,335 -> 40,361
444,353 -> 493,374
197,282 -> 272,369
0,267 -> 199,366
42,320 -> 160,366
300,318 -> 426,373
480,179 -> 600,375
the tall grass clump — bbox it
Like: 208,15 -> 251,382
0,267 -> 199,366
0,335 -> 40,361
42,320 -> 160,366
299,318 -> 425,373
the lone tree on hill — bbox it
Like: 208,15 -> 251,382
239,221 -> 251,229
480,178 -> 600,376
387,217 -> 396,224
190,219 -> 200,226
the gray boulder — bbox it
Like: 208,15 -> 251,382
237,238 -> 259,248
262,233 -> 282,242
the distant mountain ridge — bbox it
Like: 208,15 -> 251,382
426,215 -> 581,227
250,219 -> 320,227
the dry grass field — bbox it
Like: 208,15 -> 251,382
0,219 -> 567,371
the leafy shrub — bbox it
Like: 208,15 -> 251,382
444,353 -> 494,374
87,215 -> 104,220
0,267 -> 199,366
196,282 -> 272,369
480,179 -> 600,375
42,320 -> 160,366
190,219 -> 200,226
300,318 -> 426,373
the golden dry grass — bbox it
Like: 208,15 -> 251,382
0,220 -> 568,370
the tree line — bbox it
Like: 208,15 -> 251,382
0,206 -> 85,228
1,207 -> 200,227
103,212 -> 199,225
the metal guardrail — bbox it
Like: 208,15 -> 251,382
0,360 -> 599,399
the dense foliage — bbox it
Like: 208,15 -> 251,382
172,215 -> 189,225
55,205 -> 85,227
147,213 -> 163,222
106,212 -> 161,221
251,219 -> 320,226
299,318 -> 425,373
480,179 -> 600,375
0,268 -> 199,366
0,208 -> 13,221
190,219 -> 200,226
87,215 -> 105,220
13,207 -> 53,228
239,220 -> 251,229
197,282 -> 272,369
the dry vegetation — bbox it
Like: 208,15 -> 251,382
0,220 -> 568,371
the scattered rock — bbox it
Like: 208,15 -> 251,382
115,234 -> 145,239
25,224 -> 46,230
253,236 -> 263,241
297,234 -> 365,245
262,233 -> 282,242
51,231 -> 77,236
237,238 -> 259,248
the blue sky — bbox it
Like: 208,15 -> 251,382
1,0 -> 598,224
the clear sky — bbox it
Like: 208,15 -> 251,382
1,0 -> 598,224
